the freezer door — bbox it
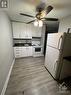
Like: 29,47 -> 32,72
47,32 -> 64,49
45,46 -> 60,79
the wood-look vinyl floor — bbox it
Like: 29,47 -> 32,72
5,57 -> 71,95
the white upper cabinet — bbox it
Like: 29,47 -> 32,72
20,23 -> 27,38
31,25 -> 42,37
26,24 -> 32,39
12,22 -> 21,38
21,24 -> 32,39
12,22 -> 32,39
12,22 -> 42,38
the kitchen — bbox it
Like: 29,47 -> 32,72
13,22 -> 43,58
12,20 -> 59,58
0,0 -> 71,95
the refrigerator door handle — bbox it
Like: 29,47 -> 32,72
58,35 -> 63,50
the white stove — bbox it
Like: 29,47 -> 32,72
32,46 -> 43,57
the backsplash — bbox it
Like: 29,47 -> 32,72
32,41 -> 41,46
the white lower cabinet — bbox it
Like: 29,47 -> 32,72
14,47 -> 21,58
26,47 -> 33,56
14,47 -> 33,58
21,47 -> 27,57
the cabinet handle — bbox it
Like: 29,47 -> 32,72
58,35 -> 63,50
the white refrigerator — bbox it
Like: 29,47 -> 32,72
45,32 -> 71,80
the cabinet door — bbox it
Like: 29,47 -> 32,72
26,24 -> 32,39
37,27 -> 42,37
14,47 -> 16,57
31,25 -> 42,37
21,24 -> 27,38
12,22 -> 21,38
31,25 -> 37,37
27,47 -> 33,56
21,47 -> 27,57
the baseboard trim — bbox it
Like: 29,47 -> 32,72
1,59 -> 15,95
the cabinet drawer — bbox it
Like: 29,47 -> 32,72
15,55 -> 21,58
15,50 -> 21,52
15,47 -> 21,49
15,53 -> 20,56
15,52 -> 21,55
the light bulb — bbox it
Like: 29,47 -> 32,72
39,20 -> 43,27
34,20 -> 38,27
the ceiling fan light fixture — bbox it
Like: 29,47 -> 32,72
41,10 -> 46,18
39,20 -> 43,27
34,20 -> 38,27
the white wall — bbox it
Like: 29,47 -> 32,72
0,11 -> 14,94
58,15 -> 71,32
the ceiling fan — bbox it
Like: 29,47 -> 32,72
20,3 -> 54,26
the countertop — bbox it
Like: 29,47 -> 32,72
13,43 -> 32,47
13,43 -> 42,47
32,44 -> 42,47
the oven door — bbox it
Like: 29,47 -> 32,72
35,47 -> 41,52
33,47 -> 43,57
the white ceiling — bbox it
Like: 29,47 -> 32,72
0,0 -> 71,23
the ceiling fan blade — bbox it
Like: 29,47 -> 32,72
46,6 -> 53,14
26,20 -> 35,24
44,18 -> 58,21
20,13 -> 35,18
